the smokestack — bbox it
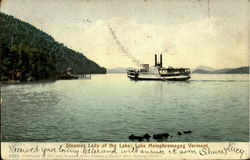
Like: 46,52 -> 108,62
155,54 -> 157,66
160,54 -> 162,68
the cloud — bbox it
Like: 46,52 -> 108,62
1,0 -> 248,68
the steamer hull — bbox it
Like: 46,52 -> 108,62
127,73 -> 191,81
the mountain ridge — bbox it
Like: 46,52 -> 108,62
107,67 -> 135,73
193,65 -> 216,72
192,66 -> 249,74
0,12 -> 106,81
108,66 -> 249,74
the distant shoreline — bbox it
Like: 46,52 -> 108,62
192,66 -> 249,74
107,66 -> 249,74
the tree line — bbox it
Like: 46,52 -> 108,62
0,12 -> 106,81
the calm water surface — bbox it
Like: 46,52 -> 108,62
1,74 -> 249,142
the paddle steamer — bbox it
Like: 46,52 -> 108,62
127,54 -> 191,81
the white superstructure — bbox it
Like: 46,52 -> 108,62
127,54 -> 191,81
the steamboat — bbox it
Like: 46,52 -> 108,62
127,54 -> 191,81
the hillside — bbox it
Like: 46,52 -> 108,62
107,67 -> 135,73
192,66 -> 249,74
0,12 -> 106,81
225,67 -> 249,74
107,67 -> 127,73
193,65 -> 216,72
191,69 -> 213,74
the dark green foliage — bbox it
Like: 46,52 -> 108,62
0,12 -> 106,81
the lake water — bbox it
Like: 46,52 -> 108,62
1,74 -> 249,142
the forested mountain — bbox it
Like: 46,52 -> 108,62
0,12 -> 106,81
225,67 -> 249,74
192,66 -> 249,74
107,67 -> 135,73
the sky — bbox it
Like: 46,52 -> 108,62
1,0 -> 249,69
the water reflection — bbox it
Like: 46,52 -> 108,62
2,83 -> 60,141
1,74 -> 249,142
